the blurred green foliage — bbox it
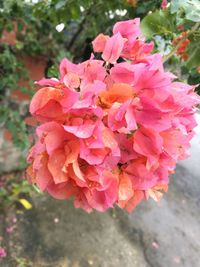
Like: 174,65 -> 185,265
0,172 -> 34,211
141,0 -> 200,90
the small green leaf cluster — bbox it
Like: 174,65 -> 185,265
141,0 -> 200,92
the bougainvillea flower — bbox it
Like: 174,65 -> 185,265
102,33 -> 126,63
59,58 -> 80,81
27,121 -> 119,211
92,33 -> 110,53
161,0 -> 168,10
27,19 -> 200,213
110,62 -> 136,84
98,83 -> 134,108
146,184 -> 168,202
80,56 -> 107,86
30,86 -> 79,122
77,80 -> 106,108
133,127 -> 163,168
117,171 -> 134,209
112,19 -> 154,62
122,39 -> 154,61
107,99 -> 139,133
123,190 -> 145,213
63,72 -> 80,89
123,158 -> 159,190
35,78 -> 60,87
116,133 -> 138,164
74,168 -> 119,212
79,123 -> 120,165
113,18 -> 141,43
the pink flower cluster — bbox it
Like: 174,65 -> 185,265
27,19 -> 199,213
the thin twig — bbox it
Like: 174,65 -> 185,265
163,22 -> 200,63
67,2 -> 95,51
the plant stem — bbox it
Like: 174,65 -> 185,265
163,22 -> 200,63
67,3 -> 94,51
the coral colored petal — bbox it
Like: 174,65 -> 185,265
125,190 -> 144,213
92,33 -> 110,53
30,87 -> 62,115
47,182 -> 75,199
118,173 -> 134,204
48,149 -> 68,184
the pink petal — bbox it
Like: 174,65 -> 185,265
92,33 -> 110,52
102,33 -> 126,63
133,128 -> 163,156
59,58 -> 78,80
63,123 -> 96,139
110,62 -> 136,84
113,19 -> 141,43
35,78 -> 60,87
47,182 -> 76,199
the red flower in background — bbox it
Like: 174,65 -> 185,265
161,0 -> 168,10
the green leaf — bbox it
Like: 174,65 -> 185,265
186,46 -> 200,68
16,40 -> 24,50
171,0 -> 200,22
32,185 -> 42,194
186,34 -> 200,68
141,10 -> 175,38
55,0 -> 66,10
186,45 -> 200,69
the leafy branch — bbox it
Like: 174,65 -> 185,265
163,22 -> 200,63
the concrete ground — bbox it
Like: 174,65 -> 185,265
1,114 -> 200,267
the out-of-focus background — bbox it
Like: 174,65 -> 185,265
0,0 -> 200,266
